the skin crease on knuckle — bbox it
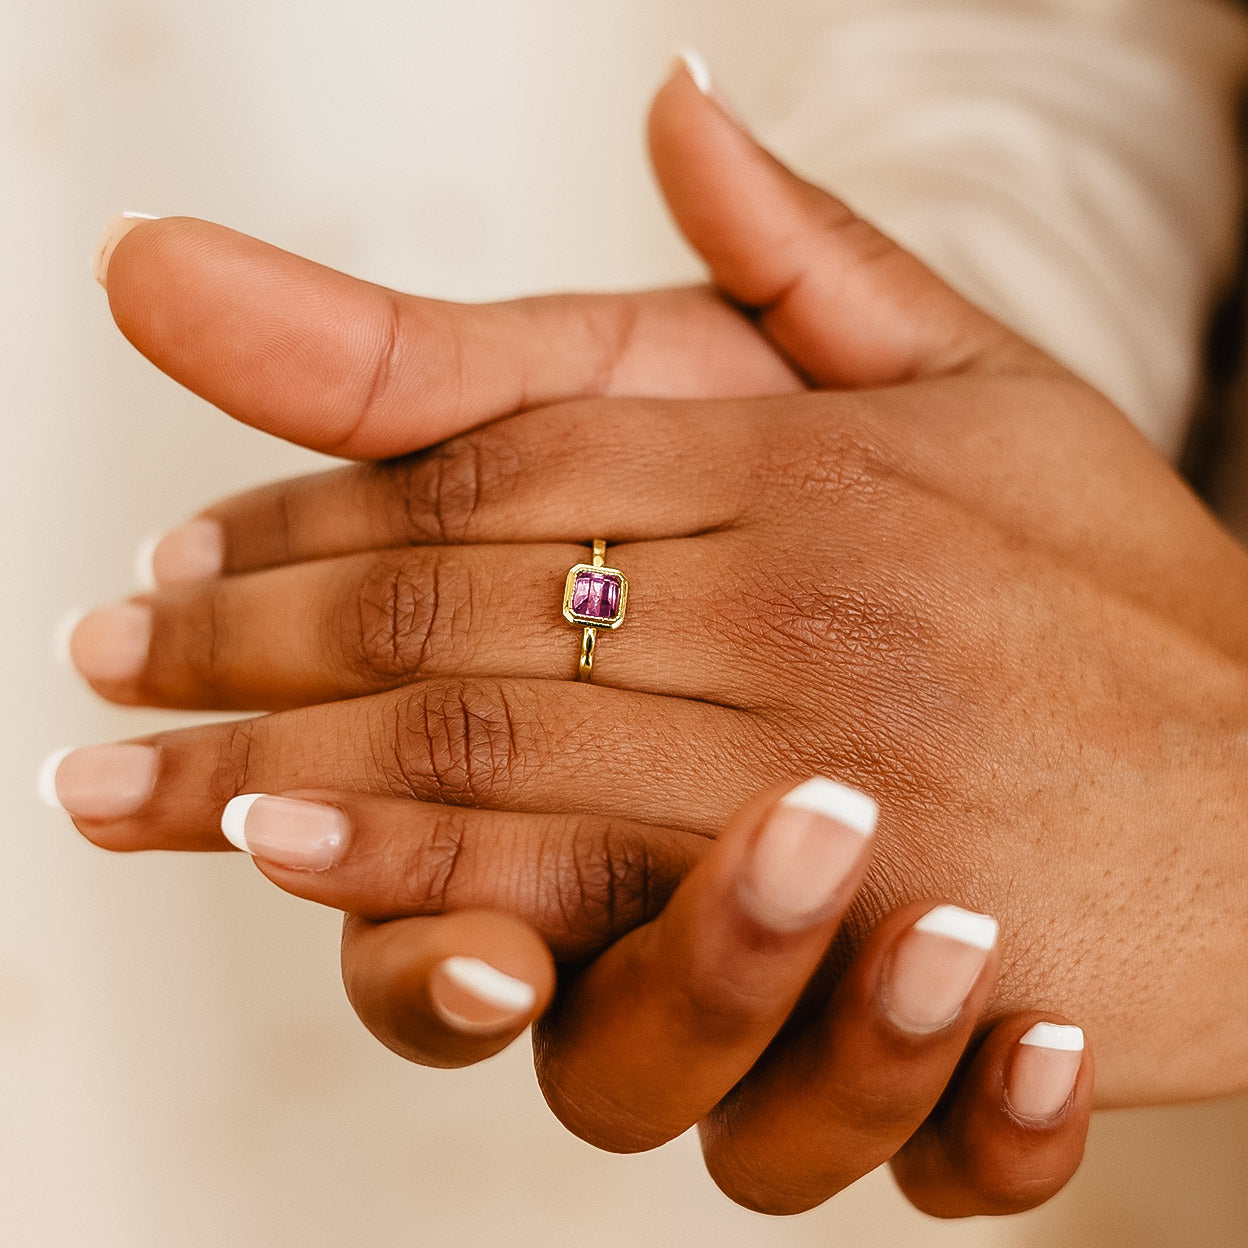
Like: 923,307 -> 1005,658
346,548 -> 473,687
391,430 -> 505,546
383,678 -> 531,808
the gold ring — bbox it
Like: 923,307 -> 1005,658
562,539 -> 629,682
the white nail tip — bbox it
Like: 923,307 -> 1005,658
93,213 -> 160,286
53,607 -> 88,669
914,905 -> 999,951
780,777 -> 878,837
1019,1022 -> 1085,1052
37,748 -> 74,810
133,531 -> 162,591
440,957 -> 536,1013
678,47 -> 713,95
220,793 -> 264,853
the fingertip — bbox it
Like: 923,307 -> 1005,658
37,747 -> 74,811
893,1013 -> 1093,1218
133,531 -> 161,591
1005,1023 -> 1087,1128
733,776 -> 877,934
219,793 -> 263,853
145,518 -> 226,586
52,606 -> 88,670
428,956 -> 539,1036
342,910 -> 555,1070
675,47 -> 713,96
93,211 -> 160,289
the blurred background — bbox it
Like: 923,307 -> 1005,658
4,0 -> 1248,1243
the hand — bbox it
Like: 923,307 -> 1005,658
55,65 -> 1248,1113
338,777 -> 1093,1216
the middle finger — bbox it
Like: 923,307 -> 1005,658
51,675 -> 769,853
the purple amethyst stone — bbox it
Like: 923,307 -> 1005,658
570,570 -> 622,622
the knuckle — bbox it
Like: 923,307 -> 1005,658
761,405 -> 897,510
396,805 -> 466,912
332,294 -> 402,455
173,588 -> 229,698
537,820 -> 679,950
387,679 -> 530,805
389,429 -> 520,545
348,551 -> 472,685
208,716 -> 259,810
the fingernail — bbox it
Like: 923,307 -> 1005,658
677,47 -> 714,95
1006,1023 -> 1085,1124
737,777 -> 878,933
93,212 -> 159,289
221,794 -> 349,871
39,744 -> 159,819
136,518 -> 225,589
674,47 -> 745,128
53,606 -> 88,668
66,602 -> 152,684
883,905 -> 999,1034
429,956 -> 537,1035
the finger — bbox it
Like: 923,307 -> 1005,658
217,791 -> 702,958
99,216 -> 801,460
698,901 -> 1002,1215
143,394 -> 771,581
72,535 -> 753,711
650,57 -> 1050,387
532,778 -> 879,1153
891,1015 -> 1093,1217
46,677 -> 766,852
339,909 -> 554,1069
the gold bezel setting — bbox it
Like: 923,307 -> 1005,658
562,564 -> 629,630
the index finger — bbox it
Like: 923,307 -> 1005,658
98,216 -> 800,459
533,777 -> 879,1153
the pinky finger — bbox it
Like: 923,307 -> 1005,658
890,1014 -> 1094,1218
340,909 -> 556,1070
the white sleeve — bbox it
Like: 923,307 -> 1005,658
764,0 -> 1248,461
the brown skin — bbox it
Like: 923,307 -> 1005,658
337,784 -> 1093,1218
67,64 -> 1244,1208
74,373 -> 1248,1108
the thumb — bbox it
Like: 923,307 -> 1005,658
649,54 -> 1045,388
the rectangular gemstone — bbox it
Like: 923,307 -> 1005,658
570,569 -> 621,622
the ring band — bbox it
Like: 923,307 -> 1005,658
562,539 -> 629,682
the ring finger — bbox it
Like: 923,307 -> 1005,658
69,534 -> 758,711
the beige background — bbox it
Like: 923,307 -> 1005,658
4,0 -> 1247,1244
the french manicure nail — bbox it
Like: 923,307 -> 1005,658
428,956 -> 537,1035
1006,1023 -> 1085,1123
677,47 -> 714,95
39,744 -> 159,819
136,518 -> 225,589
737,777 -> 878,933
220,794 -> 349,871
93,212 -> 159,288
883,905 -> 999,1034
53,606 -> 88,668
67,602 -> 152,683
674,47 -> 746,128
